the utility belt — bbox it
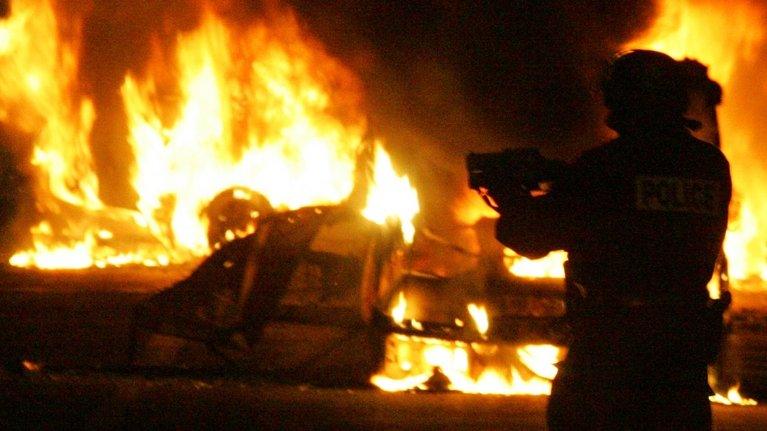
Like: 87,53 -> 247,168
564,261 -> 731,363
564,260 -> 724,305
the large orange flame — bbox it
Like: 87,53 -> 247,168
362,143 -> 420,244
628,0 -> 767,292
0,0 -> 99,209
0,1 -> 419,267
122,8 -> 366,257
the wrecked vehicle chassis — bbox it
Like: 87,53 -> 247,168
131,205 -> 567,387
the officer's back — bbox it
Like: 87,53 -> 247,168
541,50 -> 732,430
566,125 -> 731,301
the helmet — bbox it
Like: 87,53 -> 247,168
601,50 -> 688,123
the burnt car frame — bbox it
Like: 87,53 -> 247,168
130,204 -> 568,388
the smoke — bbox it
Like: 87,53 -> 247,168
288,0 -> 657,230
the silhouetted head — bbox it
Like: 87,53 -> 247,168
601,49 -> 691,133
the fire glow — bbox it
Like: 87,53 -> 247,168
629,0 -> 767,292
371,334 -> 559,395
362,143 -> 420,244
500,0 -> 767,293
504,249 -> 567,279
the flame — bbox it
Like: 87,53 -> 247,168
362,143 -> 420,244
723,202 -> 767,289
454,192 -> 499,227
709,384 -> 758,406
627,1 -> 763,85
372,293 -> 562,395
504,248 -> 567,279
467,303 -> 489,336
1,1 -> 395,267
122,8 -> 366,256
371,333 -> 562,395
391,291 -> 407,326
3,0 -> 420,267
517,344 -> 560,380
8,221 -> 167,269
0,0 -> 101,209
708,368 -> 758,406
706,269 -> 725,300
627,0 -> 767,291
0,0 -> 107,267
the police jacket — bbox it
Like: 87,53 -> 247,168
496,125 -> 732,304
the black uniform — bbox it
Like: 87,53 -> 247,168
496,124 -> 731,430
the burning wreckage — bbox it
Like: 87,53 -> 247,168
0,0 -> 570,394
130,200 -> 568,393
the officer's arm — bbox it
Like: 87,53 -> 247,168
495,193 -> 572,258
494,155 -> 592,258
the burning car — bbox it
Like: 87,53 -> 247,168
131,204 -> 568,391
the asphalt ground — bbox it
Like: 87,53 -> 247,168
0,267 -> 765,429
1,370 -> 766,430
